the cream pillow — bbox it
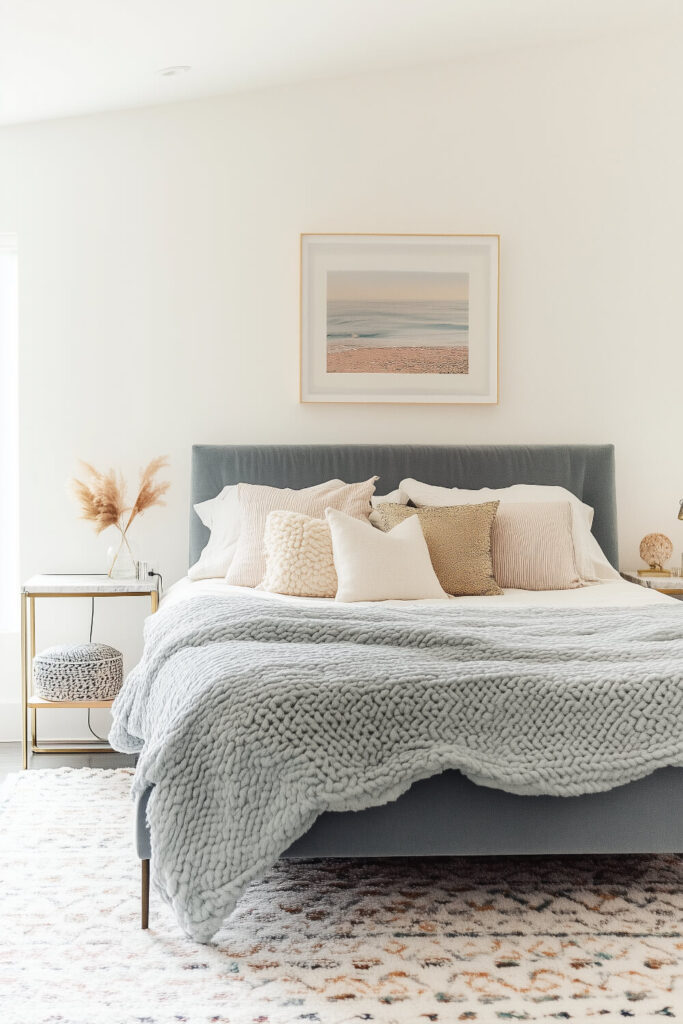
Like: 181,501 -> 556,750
400,479 -> 601,581
226,477 -> 377,588
261,510 -> 337,598
189,485 -> 241,580
326,507 -> 448,603
371,488 -> 409,509
492,502 -> 582,590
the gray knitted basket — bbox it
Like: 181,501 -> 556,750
33,642 -> 123,701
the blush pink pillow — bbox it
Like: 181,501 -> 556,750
492,502 -> 582,590
226,478 -> 377,588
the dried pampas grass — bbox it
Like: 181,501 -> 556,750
71,457 -> 170,536
71,463 -> 127,535
125,456 -> 171,532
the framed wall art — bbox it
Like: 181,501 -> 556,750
300,233 -> 499,404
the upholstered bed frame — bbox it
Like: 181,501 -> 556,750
135,443 -> 682,929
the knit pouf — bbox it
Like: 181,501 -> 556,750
33,643 -> 123,701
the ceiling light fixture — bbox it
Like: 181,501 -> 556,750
157,65 -> 192,77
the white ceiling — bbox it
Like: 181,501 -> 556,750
1,0 -> 681,127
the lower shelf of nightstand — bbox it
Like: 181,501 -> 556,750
27,696 -> 115,710
27,696 -> 116,755
31,741 -> 114,754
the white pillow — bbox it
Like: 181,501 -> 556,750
188,485 -> 241,580
399,479 -> 617,582
584,532 -> 621,581
371,488 -> 409,509
326,507 -> 448,603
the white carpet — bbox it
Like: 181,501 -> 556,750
0,767 -> 681,1024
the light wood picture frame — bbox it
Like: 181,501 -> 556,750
300,233 -> 499,404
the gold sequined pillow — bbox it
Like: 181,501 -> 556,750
372,502 -> 502,597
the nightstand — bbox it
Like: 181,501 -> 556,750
20,574 -> 159,769
620,570 -> 683,599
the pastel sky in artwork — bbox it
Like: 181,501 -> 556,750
327,270 -> 469,303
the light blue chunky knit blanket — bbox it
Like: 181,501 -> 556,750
110,594 -> 683,941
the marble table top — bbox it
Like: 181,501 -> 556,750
621,570 -> 683,592
22,574 -> 159,594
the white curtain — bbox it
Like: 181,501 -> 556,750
0,235 -> 18,632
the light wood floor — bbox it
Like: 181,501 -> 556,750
0,742 -> 135,786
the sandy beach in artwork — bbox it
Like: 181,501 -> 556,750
327,344 -> 469,374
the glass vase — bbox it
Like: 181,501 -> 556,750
107,529 -> 137,579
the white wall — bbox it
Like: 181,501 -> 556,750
1,26 -> 682,739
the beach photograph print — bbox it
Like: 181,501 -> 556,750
300,233 -> 499,403
326,270 -> 469,374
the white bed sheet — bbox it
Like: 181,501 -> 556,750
163,576 -> 674,612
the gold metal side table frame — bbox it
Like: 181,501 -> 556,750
20,585 -> 159,769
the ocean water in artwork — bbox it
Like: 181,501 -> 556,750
327,298 -> 469,350
326,269 -> 469,375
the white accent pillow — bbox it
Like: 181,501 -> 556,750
188,485 -> 241,580
399,479 -> 617,582
326,507 -> 448,603
260,510 -> 337,598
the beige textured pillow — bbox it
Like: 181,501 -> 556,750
261,510 -> 337,598
492,502 -> 582,590
373,502 -> 502,597
326,507 -> 447,603
226,477 -> 377,588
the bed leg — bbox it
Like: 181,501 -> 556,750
141,859 -> 150,930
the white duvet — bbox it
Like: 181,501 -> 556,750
163,575 -> 673,613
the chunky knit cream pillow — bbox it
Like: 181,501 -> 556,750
261,510 -> 337,598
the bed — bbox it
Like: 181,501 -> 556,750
119,443 -> 683,939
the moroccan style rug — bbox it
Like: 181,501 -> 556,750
0,768 -> 680,1024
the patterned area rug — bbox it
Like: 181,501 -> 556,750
0,768 -> 680,1024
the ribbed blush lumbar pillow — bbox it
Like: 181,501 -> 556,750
372,502 -> 502,597
261,510 -> 337,598
226,477 -> 377,588
492,501 -> 582,590
326,507 -> 448,603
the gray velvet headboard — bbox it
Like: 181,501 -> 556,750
189,444 -> 618,569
